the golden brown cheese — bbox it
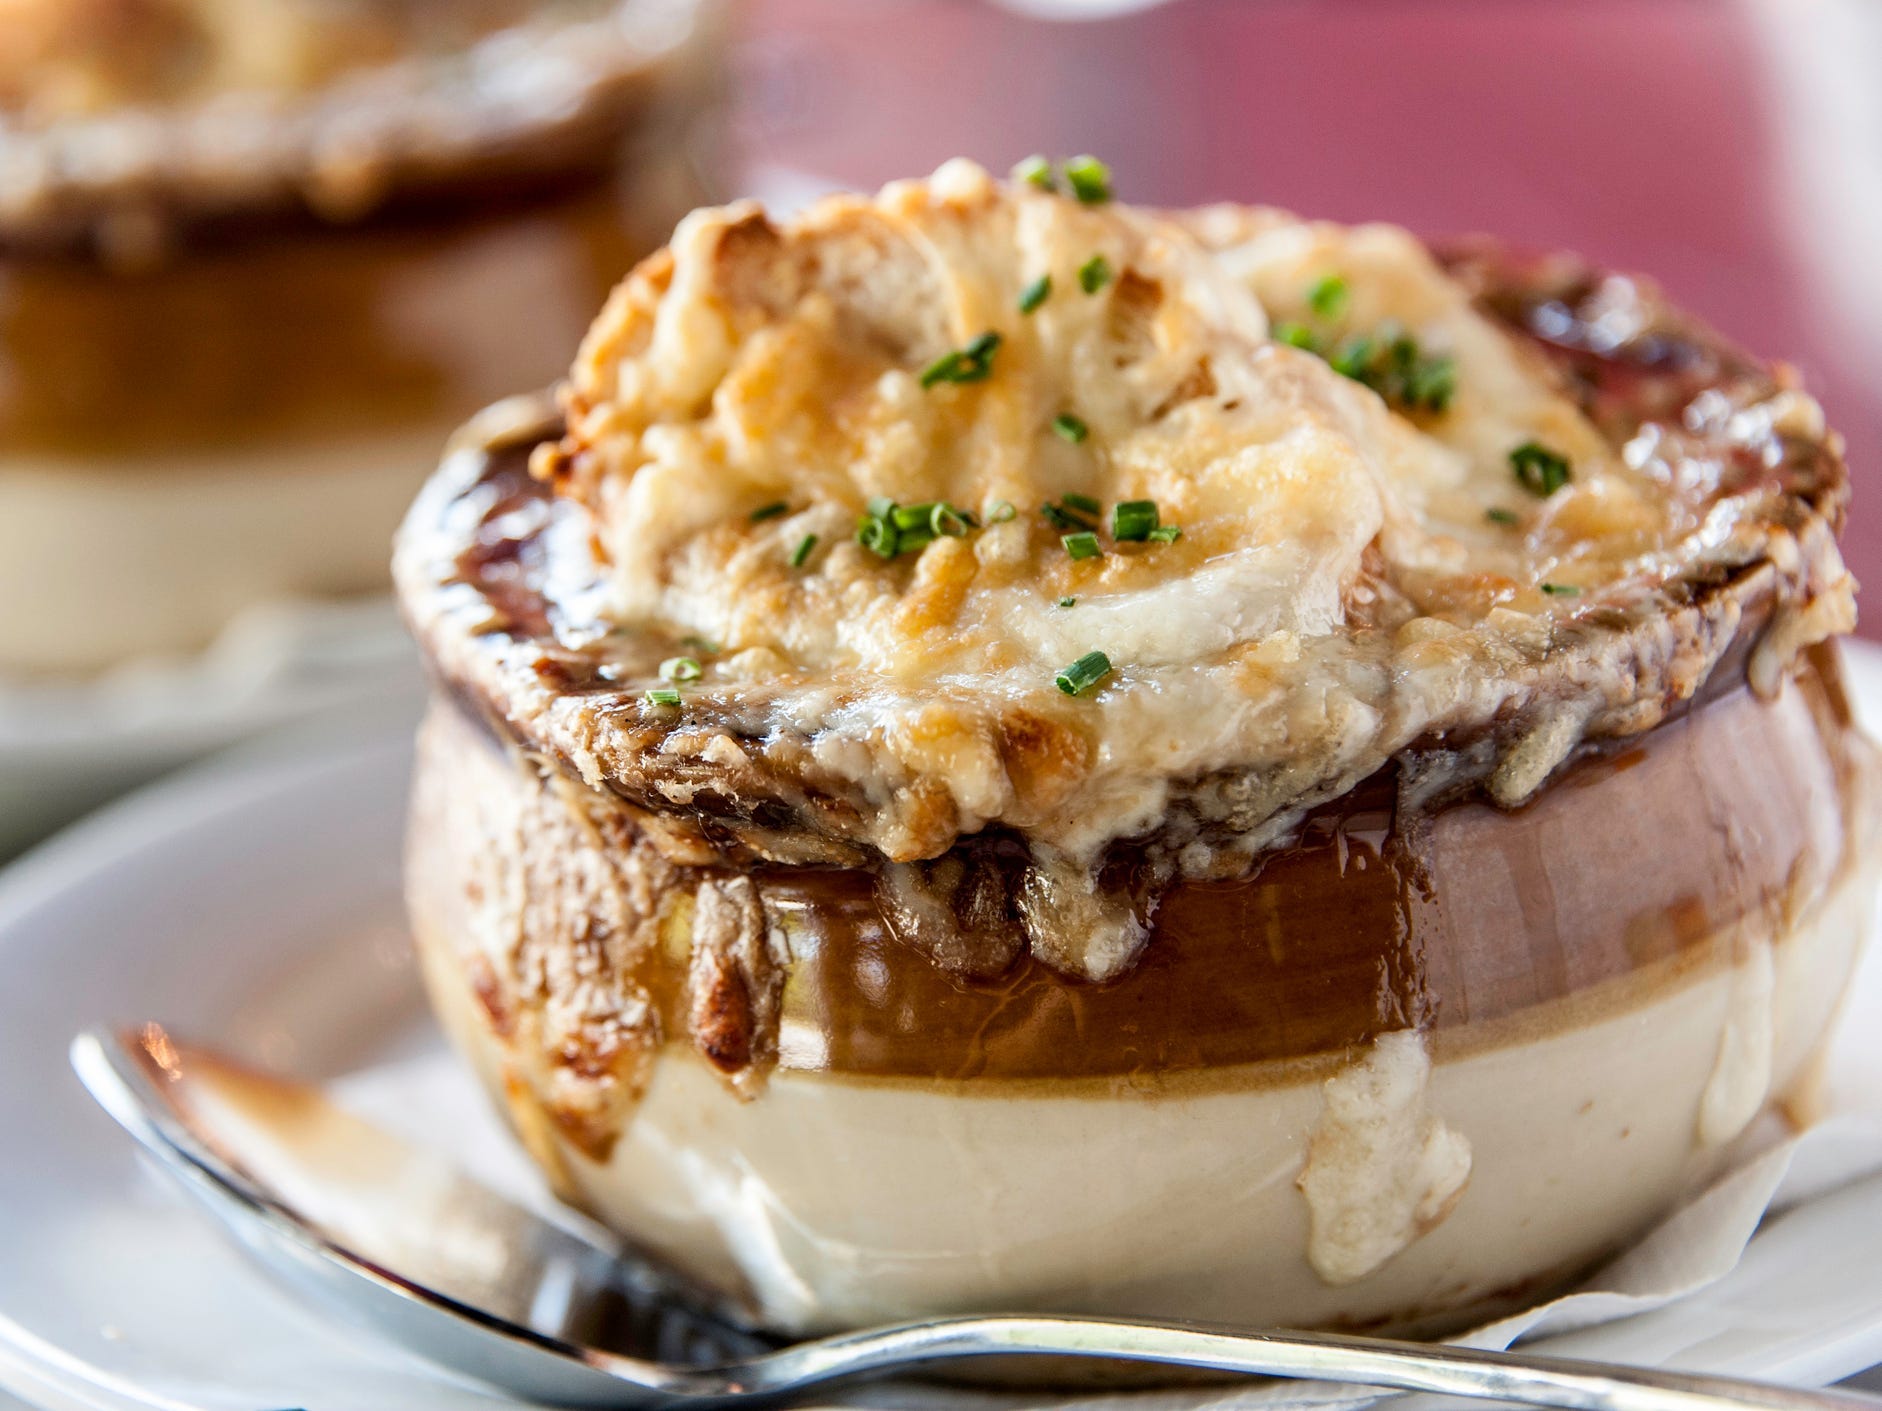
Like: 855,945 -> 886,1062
538,163 -> 1851,910
396,162 -> 1853,982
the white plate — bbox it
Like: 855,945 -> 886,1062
0,597 -> 425,859
3,652 -> 1882,1411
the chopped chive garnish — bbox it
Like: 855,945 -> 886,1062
1062,492 -> 1102,516
1018,274 -> 1052,314
1064,155 -> 1112,203
1062,531 -> 1102,560
1541,582 -> 1581,597
1055,650 -> 1113,695
988,499 -> 1017,523
1111,499 -> 1158,541
789,533 -> 818,567
891,502 -> 934,531
857,498 -> 977,558
1014,154 -> 1057,191
1403,352 -> 1458,411
1485,507 -> 1521,527
644,687 -> 682,707
919,330 -> 1002,388
1327,335 -> 1372,377
1294,323 -> 1459,414
659,655 -> 702,682
1308,274 -> 1349,319
1058,596 -> 1076,608
1510,441 -> 1572,497
680,634 -> 720,654
749,500 -> 789,522
1041,503 -> 1089,531
1052,413 -> 1088,444
1078,254 -> 1113,294
1274,321 -> 1321,352
888,501 -> 970,537
1146,524 -> 1183,543
856,511 -> 899,558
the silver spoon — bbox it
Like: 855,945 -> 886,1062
70,1025 -> 1882,1411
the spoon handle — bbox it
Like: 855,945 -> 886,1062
750,1315 -> 1882,1411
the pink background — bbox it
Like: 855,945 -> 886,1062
736,0 -> 1882,630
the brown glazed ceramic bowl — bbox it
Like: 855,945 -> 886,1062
395,167 -> 1880,1337
0,0 -> 721,676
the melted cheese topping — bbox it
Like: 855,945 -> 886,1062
382,160 -> 1861,980
544,160 -> 1841,885
561,162 -> 1650,669
1297,1030 -> 1472,1286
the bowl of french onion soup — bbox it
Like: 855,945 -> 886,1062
393,158 -> 1880,1338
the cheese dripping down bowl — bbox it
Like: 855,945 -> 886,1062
394,158 -> 1880,1337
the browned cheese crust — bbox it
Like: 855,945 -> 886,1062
396,167 -> 1860,1127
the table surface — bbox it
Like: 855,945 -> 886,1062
734,0 -> 1882,630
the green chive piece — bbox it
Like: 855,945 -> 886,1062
856,511 -> 899,559
1041,503 -> 1088,531
1313,329 -> 1457,414
1018,274 -> 1052,314
1062,531 -> 1102,560
659,656 -> 702,682
1328,335 -> 1372,376
1405,354 -> 1458,412
1510,441 -> 1572,497
1064,155 -> 1112,203
1146,524 -> 1183,544
1078,254 -> 1113,294
1052,412 -> 1089,444
1111,499 -> 1159,541
1308,274 -> 1350,320
789,533 -> 818,568
919,355 -> 967,388
1274,321 -> 1321,352
1485,507 -> 1521,527
749,500 -> 789,522
919,331 -> 1002,388
680,634 -> 720,654
1055,650 -> 1113,695
891,502 -> 935,531
988,500 -> 1017,523
1058,596 -> 1076,608
1541,582 -> 1581,597
930,503 -> 969,537
1042,495 -> 1099,530
644,687 -> 682,707
1014,154 -> 1057,191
